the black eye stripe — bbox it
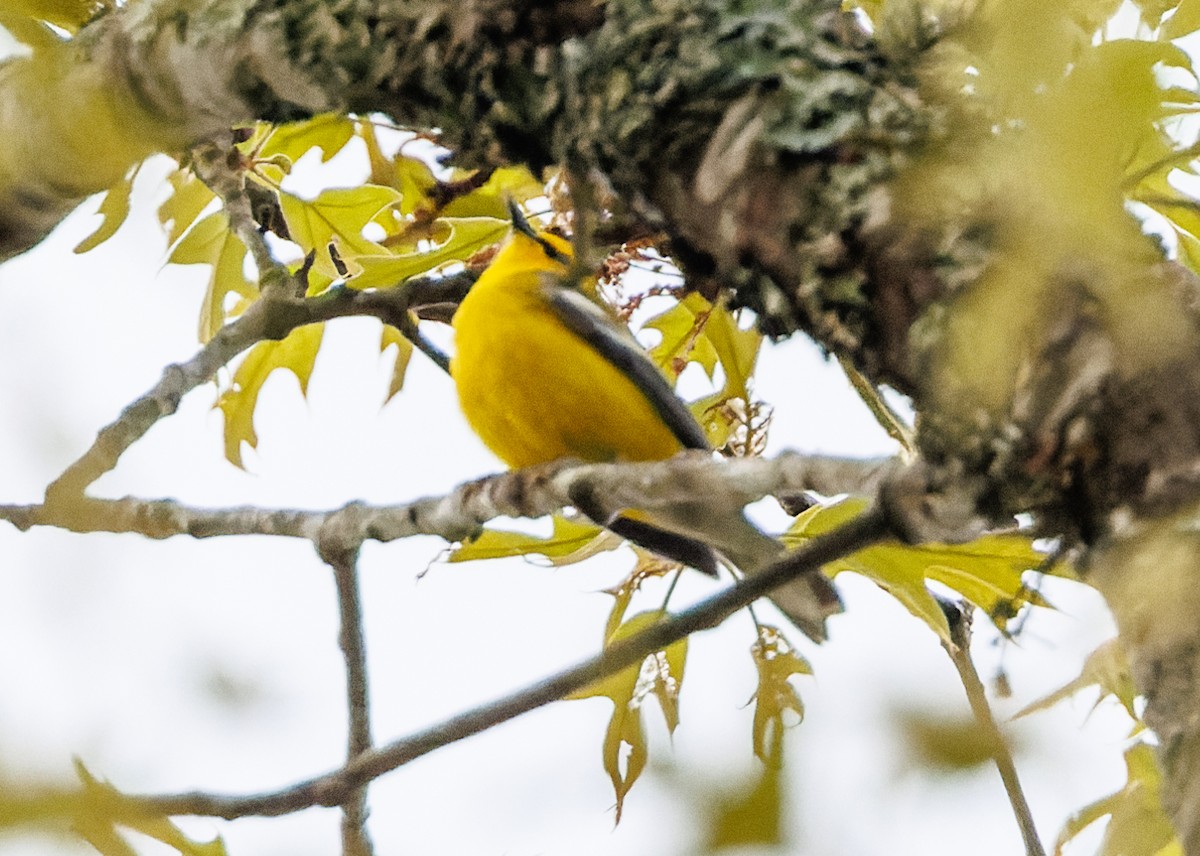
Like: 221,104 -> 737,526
535,234 -> 570,265
506,198 -> 570,264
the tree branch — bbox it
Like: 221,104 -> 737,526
939,598 -> 1045,856
318,536 -> 376,856
6,452 -> 898,544
109,505 -> 889,820
190,135 -> 294,294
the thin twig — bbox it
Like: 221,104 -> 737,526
190,135 -> 294,295
319,537 -> 376,856
111,506 -> 889,820
939,599 -> 1046,856
838,355 -> 915,457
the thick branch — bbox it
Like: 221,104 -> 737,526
7,452 -> 898,544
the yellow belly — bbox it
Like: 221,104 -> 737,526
452,293 -> 684,468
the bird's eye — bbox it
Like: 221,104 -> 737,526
536,235 -> 570,265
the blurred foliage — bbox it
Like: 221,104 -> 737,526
1010,637 -> 1177,854
702,760 -> 785,851
1015,639 -> 1139,725
1056,744 -> 1179,856
867,0 -> 1200,421
898,708 -> 1007,772
0,762 -> 226,856
0,0 -> 109,42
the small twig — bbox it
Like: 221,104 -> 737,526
116,505 -> 888,820
838,355 -> 915,457
318,536 -> 376,856
190,135 -> 293,294
939,598 -> 1046,856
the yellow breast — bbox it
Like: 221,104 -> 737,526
451,231 -> 684,468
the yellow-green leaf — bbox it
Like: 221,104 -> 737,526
167,211 -> 256,341
703,762 -> 784,851
74,761 -> 228,856
643,292 -> 719,379
1163,0 -> 1200,39
1178,228 -> 1200,274
1053,743 -> 1176,856
5,0 -> 104,30
394,155 -> 438,216
783,498 -> 1051,642
279,185 -> 401,277
380,324 -> 414,402
350,216 -> 509,290
74,170 -> 135,254
447,515 -> 611,565
159,168 -> 217,248
750,625 -> 811,765
568,611 -> 688,821
215,324 -> 324,468
1014,639 -> 1138,722
704,302 -> 762,402
440,165 -> 546,219
259,114 -> 356,165
601,551 -> 681,640
899,709 -> 1006,771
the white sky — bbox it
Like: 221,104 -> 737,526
0,147 -> 1132,856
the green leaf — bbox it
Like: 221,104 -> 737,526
703,302 -> 762,403
440,165 -> 546,219
703,762 -> 784,851
167,211 -> 256,341
601,552 -> 681,641
750,625 -> 811,766
74,761 -> 229,856
216,324 -> 324,468
642,295 -> 763,449
159,167 -> 217,248
5,0 -> 105,30
899,709 -> 1005,771
393,156 -> 439,217
380,324 -> 414,403
1178,227 -> 1200,274
1053,743 -> 1177,856
259,114 -> 356,165
447,515 -> 611,565
74,170 -> 135,254
279,185 -> 401,278
1163,0 -> 1200,39
568,611 -> 688,822
349,216 -> 509,290
1014,639 -> 1139,722
783,498 -> 1051,642
643,292 -> 719,379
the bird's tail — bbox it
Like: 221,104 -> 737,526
715,517 -> 843,643
601,504 -> 842,642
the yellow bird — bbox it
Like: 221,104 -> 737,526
450,207 -> 841,641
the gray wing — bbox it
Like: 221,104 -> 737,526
546,287 -> 711,451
